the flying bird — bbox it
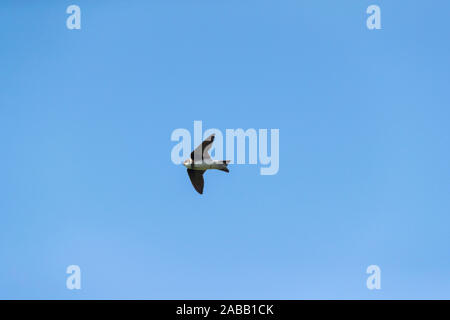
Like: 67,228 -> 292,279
183,134 -> 230,194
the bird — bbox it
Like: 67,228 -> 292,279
183,134 -> 230,194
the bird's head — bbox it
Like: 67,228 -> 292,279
183,158 -> 192,168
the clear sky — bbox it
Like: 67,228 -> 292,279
1,0 -> 449,299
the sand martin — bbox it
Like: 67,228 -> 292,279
183,134 -> 230,194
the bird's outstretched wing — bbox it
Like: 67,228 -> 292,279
187,169 -> 206,194
190,134 -> 215,162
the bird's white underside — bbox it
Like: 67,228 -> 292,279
183,160 -> 226,170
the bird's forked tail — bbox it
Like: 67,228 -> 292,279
218,160 -> 230,173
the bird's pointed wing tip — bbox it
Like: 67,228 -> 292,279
187,169 -> 205,194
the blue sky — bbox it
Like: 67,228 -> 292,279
1,0 -> 449,299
